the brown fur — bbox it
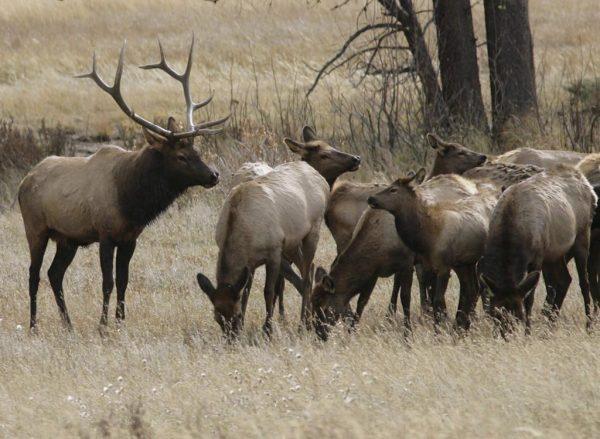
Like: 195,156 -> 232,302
19,118 -> 219,329
479,167 -> 597,330
368,171 -> 498,329
311,208 -> 414,340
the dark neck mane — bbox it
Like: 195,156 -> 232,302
115,147 -> 187,227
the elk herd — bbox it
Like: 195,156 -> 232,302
15,40 -> 600,341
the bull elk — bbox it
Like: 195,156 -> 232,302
18,37 -> 228,329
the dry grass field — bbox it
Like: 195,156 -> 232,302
1,0 -> 600,438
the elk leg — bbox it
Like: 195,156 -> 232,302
524,289 -> 535,335
115,241 -> 136,322
99,240 -> 116,326
416,264 -> 432,315
387,273 -> 401,317
399,268 -> 414,329
275,274 -> 285,319
263,255 -> 281,337
588,236 -> 600,314
281,259 -> 303,296
541,264 -> 557,319
432,271 -> 450,328
355,278 -> 377,323
573,234 -> 593,328
299,228 -> 319,326
48,241 -> 78,329
241,271 -> 254,322
552,260 -> 572,315
27,231 -> 49,329
455,265 -> 479,331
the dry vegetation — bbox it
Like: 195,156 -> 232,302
1,0 -> 600,437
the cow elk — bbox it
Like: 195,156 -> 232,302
367,170 -> 498,330
196,127 -> 361,337
478,167 -> 597,333
18,37 -> 228,329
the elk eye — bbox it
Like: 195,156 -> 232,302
320,154 -> 329,160
390,187 -> 398,193
177,155 -> 188,163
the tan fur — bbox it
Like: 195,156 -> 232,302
495,147 -> 586,169
19,146 -> 135,245
216,162 -> 329,276
577,153 -> 600,186
228,161 -> 273,190
411,176 -> 498,271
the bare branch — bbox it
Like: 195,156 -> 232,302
306,22 -> 404,97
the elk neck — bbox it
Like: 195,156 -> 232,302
115,147 -> 187,228
391,197 -> 433,258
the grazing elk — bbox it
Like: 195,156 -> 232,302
196,127 -> 361,336
18,38 -> 228,329
577,153 -> 600,313
478,167 -> 597,332
367,170 -> 498,330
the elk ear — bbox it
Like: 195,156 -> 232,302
302,125 -> 318,142
517,271 -> 540,297
479,273 -> 498,296
426,133 -> 450,155
284,138 -> 307,155
414,167 -> 427,184
167,117 -> 179,133
196,273 -> 216,303
143,128 -> 168,149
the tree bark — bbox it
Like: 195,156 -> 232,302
377,0 -> 449,128
433,0 -> 488,131
484,0 -> 538,143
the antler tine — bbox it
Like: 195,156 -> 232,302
75,41 -> 173,138
139,38 -> 181,80
192,93 -> 214,111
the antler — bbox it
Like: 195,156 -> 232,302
140,35 -> 230,136
76,38 -> 228,140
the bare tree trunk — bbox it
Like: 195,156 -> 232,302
484,0 -> 538,144
433,0 -> 488,131
377,0 -> 449,128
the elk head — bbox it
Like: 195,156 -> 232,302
426,133 -> 487,176
197,268 -> 250,337
479,266 -> 540,333
367,168 -> 427,213
310,267 -> 354,341
284,126 -> 361,186
76,36 -> 228,189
